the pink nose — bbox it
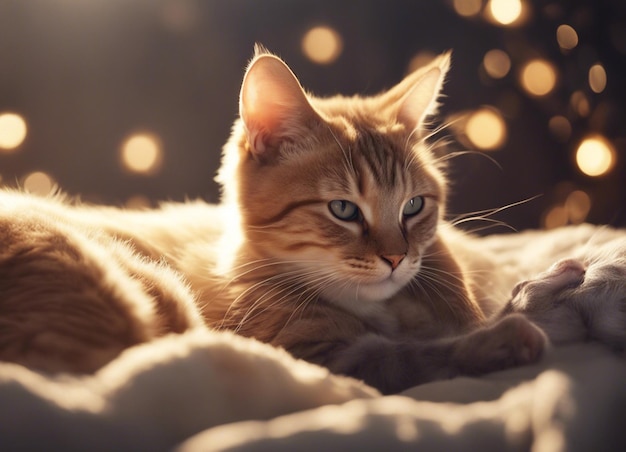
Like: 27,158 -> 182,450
381,254 -> 406,270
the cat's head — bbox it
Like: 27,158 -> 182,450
218,46 -> 452,308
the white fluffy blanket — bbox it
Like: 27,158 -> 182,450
2,327 -> 625,451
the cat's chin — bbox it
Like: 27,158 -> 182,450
321,277 -> 408,317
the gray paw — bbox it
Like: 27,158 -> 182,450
454,314 -> 546,375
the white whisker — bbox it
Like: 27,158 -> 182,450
448,195 -> 543,233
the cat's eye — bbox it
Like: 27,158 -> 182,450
402,196 -> 425,217
328,200 -> 360,221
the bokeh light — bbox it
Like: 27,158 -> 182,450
556,24 -> 578,50
543,188 -> 592,229
588,64 -> 607,94
0,1 -> 624,232
575,135 -> 616,177
520,59 -> 557,96
23,171 -> 55,196
0,112 -> 28,152
465,108 -> 507,150
548,115 -> 572,142
453,0 -> 482,17
407,51 -> 436,73
570,91 -> 590,117
121,133 -> 163,175
301,26 -> 343,64
488,0 -> 523,26
543,205 -> 568,229
565,190 -> 591,223
159,0 -> 198,33
483,49 -> 511,79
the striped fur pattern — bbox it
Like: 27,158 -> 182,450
207,48 -> 546,393
0,49 -> 547,393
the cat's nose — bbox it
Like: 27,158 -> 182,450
381,254 -> 406,270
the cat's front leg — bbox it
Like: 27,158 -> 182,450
450,313 -> 546,376
326,314 -> 545,394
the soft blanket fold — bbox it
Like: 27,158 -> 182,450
178,344 -> 626,451
1,328 -> 624,451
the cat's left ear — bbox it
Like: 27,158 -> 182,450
239,51 -> 321,161
394,52 -> 451,132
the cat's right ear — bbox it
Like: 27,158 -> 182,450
239,53 -> 320,161
384,52 -> 452,134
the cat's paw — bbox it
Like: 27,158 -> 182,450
491,314 -> 547,365
509,258 -> 586,313
454,314 -> 547,375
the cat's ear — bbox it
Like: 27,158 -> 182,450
239,51 -> 320,161
392,52 -> 451,133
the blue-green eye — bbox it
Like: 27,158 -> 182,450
329,200 -> 359,221
402,196 -> 424,217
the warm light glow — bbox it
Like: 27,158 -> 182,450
125,195 -> 152,209
520,59 -> 557,96
570,91 -> 590,117
548,115 -> 571,142
565,190 -> 591,223
302,26 -> 343,65
0,112 -> 28,151
556,24 -> 578,50
483,49 -> 511,79
489,0 -> 522,25
160,0 -> 198,32
588,64 -> 607,93
121,133 -> 163,175
407,51 -> 436,73
575,135 -> 616,177
465,108 -> 507,150
543,205 -> 568,230
453,0 -> 482,17
23,171 -> 55,196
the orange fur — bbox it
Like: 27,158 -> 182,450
0,49 -> 547,392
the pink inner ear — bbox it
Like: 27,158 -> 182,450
397,67 -> 444,133
240,55 -> 318,157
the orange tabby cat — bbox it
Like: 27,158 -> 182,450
0,47 -> 546,394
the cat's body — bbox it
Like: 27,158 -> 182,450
1,48 -> 621,393
0,189 -> 544,393
0,194 -> 209,372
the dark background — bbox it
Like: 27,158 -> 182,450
1,0 -> 625,233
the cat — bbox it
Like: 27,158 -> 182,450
502,235 -> 626,352
1,46 -> 556,394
